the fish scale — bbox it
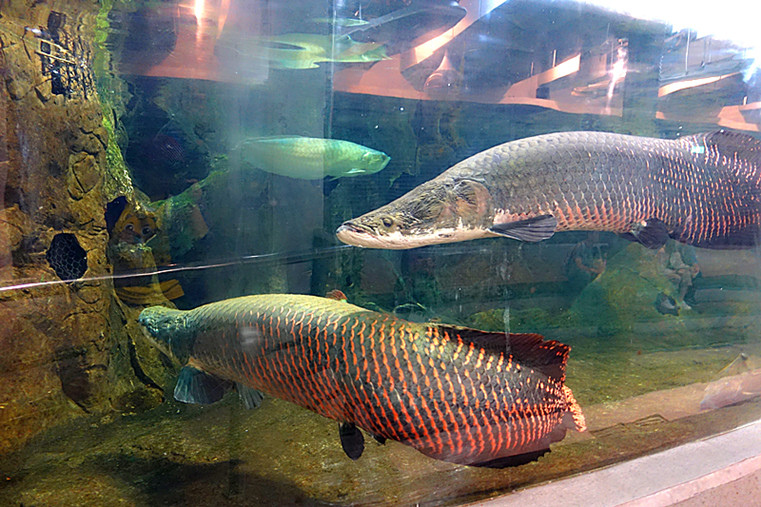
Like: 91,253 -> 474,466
338,130 -> 761,249
139,294 -> 585,466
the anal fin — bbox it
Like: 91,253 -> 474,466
174,365 -> 228,405
489,215 -> 557,242
471,448 -> 550,468
339,422 -> 365,460
236,383 -> 264,409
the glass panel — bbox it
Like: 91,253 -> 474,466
1,0 -> 760,503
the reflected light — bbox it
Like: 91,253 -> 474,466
657,101 -> 761,132
194,0 -> 205,24
409,0 -> 508,65
658,72 -> 739,97
607,46 -> 627,100
587,0 -> 761,79
537,54 -> 580,85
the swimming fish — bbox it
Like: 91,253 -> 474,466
265,33 -> 389,69
700,367 -> 761,410
336,130 -> 761,249
139,294 -> 585,467
237,136 -> 390,179
219,33 -> 389,70
312,17 -> 371,27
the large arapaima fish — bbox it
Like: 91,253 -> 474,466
138,293 -> 585,467
336,130 -> 761,250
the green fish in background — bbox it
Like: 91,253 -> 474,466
268,33 -> 388,68
312,17 -> 371,27
218,33 -> 389,70
237,136 -> 390,179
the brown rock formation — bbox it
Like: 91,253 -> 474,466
0,2 -> 164,454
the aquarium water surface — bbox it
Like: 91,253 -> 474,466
2,0 -> 761,504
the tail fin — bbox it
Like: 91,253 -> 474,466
563,385 -> 587,432
138,306 -> 193,362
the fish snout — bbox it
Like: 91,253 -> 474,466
336,222 -> 368,247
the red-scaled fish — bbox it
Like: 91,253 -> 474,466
336,130 -> 761,250
138,294 -> 585,467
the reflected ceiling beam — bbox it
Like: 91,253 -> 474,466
335,50 -> 606,115
717,101 -> 761,132
129,0 -> 266,84
658,72 -> 741,97
406,0 -> 510,66
656,101 -> 761,132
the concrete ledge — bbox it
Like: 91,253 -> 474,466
473,418 -> 761,507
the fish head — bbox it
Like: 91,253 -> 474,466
336,177 -> 493,249
332,149 -> 390,177
359,150 -> 391,174
138,306 -> 193,363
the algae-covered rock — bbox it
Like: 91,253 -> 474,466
564,242 -> 761,349
0,0 -> 173,453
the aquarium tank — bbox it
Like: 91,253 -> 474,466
2,0 -> 761,504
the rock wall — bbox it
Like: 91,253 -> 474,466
0,1 -> 162,454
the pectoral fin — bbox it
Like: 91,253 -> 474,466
489,215 -> 557,242
174,365 -> 228,405
339,422 -> 365,460
236,383 -> 264,409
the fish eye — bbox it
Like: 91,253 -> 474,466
381,217 -> 393,228
142,226 -> 153,236
124,224 -> 134,232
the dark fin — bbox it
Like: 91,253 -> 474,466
436,326 -> 570,382
683,130 -> 761,163
322,176 -> 340,196
371,433 -> 387,445
489,215 -> 557,242
173,366 -> 228,405
325,289 -> 348,302
471,448 -> 550,468
236,384 -> 264,409
339,422 -> 365,460
621,218 -> 670,249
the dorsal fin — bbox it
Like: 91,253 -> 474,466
706,130 -> 761,156
325,289 -> 348,302
681,130 -> 761,165
436,325 -> 570,382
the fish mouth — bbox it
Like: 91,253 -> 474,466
337,219 -> 494,249
336,221 -> 446,249
336,222 -> 373,247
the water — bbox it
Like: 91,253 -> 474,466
2,0 -> 761,504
